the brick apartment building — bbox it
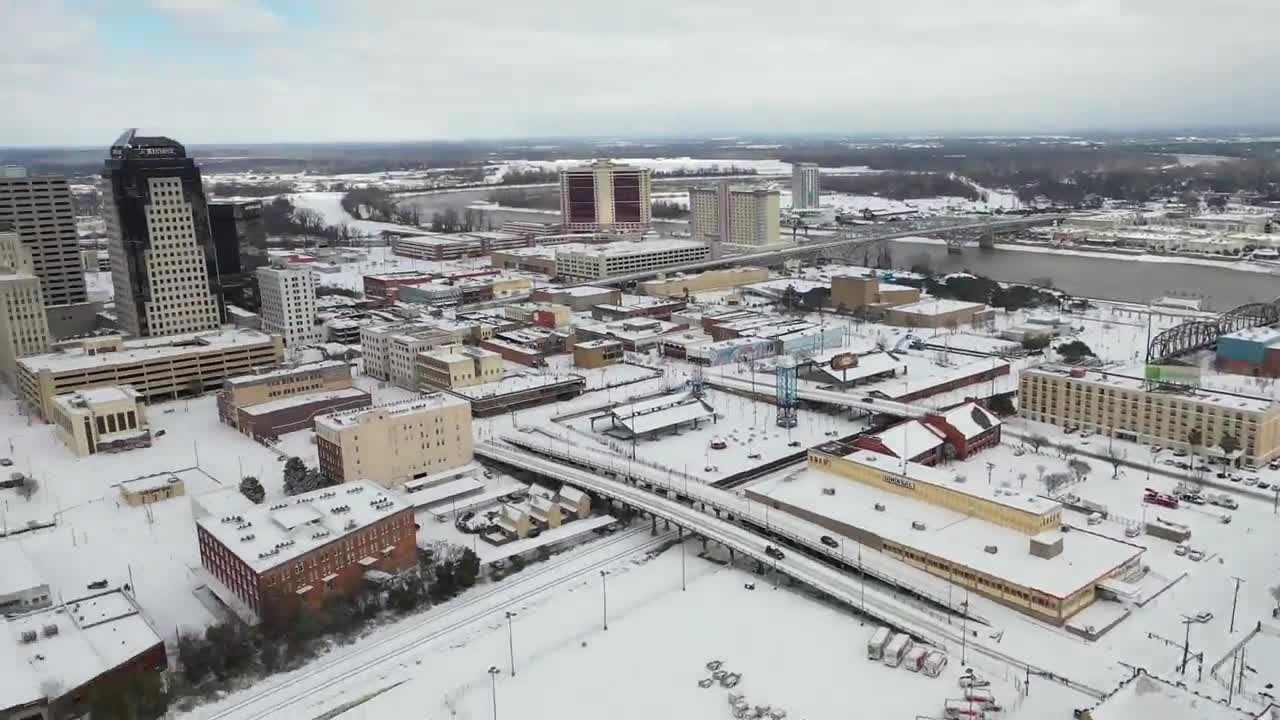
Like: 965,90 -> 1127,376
195,481 -> 416,624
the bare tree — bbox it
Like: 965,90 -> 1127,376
1043,472 -> 1072,495
1058,441 -> 1077,460
17,476 -> 38,501
1036,464 -> 1046,485
1105,446 -> 1127,478
1017,471 -> 1028,488
1026,434 -> 1050,454
1067,458 -> 1092,482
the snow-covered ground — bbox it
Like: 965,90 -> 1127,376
483,157 -> 876,183
326,546 -> 1086,720
0,391 -> 288,638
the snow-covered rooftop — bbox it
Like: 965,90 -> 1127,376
754,466 -> 1142,599
0,590 -> 163,710
872,420 -> 945,460
314,393 -> 468,432
556,239 -> 707,258
224,360 -> 347,387
892,298 -> 987,316
0,543 -> 45,598
239,388 -> 370,417
195,480 -> 411,574
1027,365 -> 1276,414
1086,672 -> 1251,720
608,391 -> 716,436
20,328 -> 277,375
451,372 -> 584,400
936,402 -> 1001,440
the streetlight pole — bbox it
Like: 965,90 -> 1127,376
600,570 -> 609,630
1230,577 -> 1244,633
505,611 -> 516,676
487,666 -> 500,720
1180,616 -> 1194,675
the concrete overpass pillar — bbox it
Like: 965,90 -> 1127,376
728,547 -> 734,567
664,519 -> 670,531
651,516 -> 658,535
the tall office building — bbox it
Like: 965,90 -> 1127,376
559,160 -> 652,233
0,167 -> 87,307
102,129 -> 220,338
256,265 -> 319,348
209,200 -> 267,312
0,231 -> 50,386
791,162 -> 821,209
689,183 -> 782,252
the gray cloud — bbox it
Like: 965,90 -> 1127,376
2,0 -> 1278,146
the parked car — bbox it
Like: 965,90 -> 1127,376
710,437 -> 727,450
764,545 -> 785,560
1174,544 -> 1190,556
1188,549 -> 1206,562
1259,482 -> 1271,490
1163,459 -> 1178,467
1173,449 -> 1189,457
1230,475 -> 1243,483
1269,461 -> 1280,471
1217,471 -> 1231,479
1125,525 -> 1141,538
155,429 -> 166,437
0,458 -> 11,467
1180,494 -> 1206,505
1194,611 -> 1214,623
820,535 -> 839,548
1244,477 -> 1259,486
1144,492 -> 1179,509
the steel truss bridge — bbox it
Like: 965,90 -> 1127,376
1147,299 -> 1280,363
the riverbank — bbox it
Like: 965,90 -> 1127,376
894,236 -> 1280,275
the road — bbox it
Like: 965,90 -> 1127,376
480,438 -> 1108,699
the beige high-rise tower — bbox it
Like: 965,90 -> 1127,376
0,231 -> 50,386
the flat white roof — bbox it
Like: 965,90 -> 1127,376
1088,673 -> 1249,720
1,590 -> 162,710
195,480 -> 410,574
239,388 -> 369,416
119,472 -> 182,494
225,360 -> 346,387
0,543 -> 45,597
755,467 -> 1142,598
314,393 -> 468,431
609,392 -> 716,436
1025,364 -> 1276,414
22,328 -> 277,375
452,372 -> 583,400
556,239 -> 707,259
892,298 -> 986,315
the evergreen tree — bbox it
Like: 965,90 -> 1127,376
239,476 -> 265,504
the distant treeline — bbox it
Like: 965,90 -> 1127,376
822,173 -> 981,201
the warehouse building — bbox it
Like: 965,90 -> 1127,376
217,360 -> 354,429
885,299 -> 994,329
195,481 -> 417,624
1019,365 -> 1280,468
750,445 -> 1144,624
18,329 -> 283,421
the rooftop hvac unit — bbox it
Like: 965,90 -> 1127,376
984,545 -> 998,554
41,624 -> 58,637
822,487 -> 835,496
19,630 -> 37,643
874,503 -> 886,512
911,521 -> 926,531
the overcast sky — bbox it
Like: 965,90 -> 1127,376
3,0 -> 1278,146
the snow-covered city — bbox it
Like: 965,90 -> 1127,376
3,5 -> 1280,717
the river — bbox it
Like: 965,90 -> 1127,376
883,239 -> 1279,310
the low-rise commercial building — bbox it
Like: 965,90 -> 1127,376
0,589 -> 167,719
555,239 -> 710,281
18,329 -> 283,421
195,481 -> 416,624
530,285 -> 621,312
237,388 -> 373,443
217,360 -> 353,429
489,245 -> 562,276
751,446 -> 1142,624
51,385 -> 150,456
573,339 -> 623,368
362,271 -> 439,300
830,274 -> 921,310
0,543 -> 50,615
391,234 -> 483,261
885,299 -> 993,328
360,322 -> 464,383
1216,326 -> 1280,377
1019,364 -> 1280,468
503,302 -> 572,328
315,395 -> 474,487
388,331 -> 461,390
590,298 -> 687,322
417,346 -> 504,390
119,472 -> 185,505
444,372 -> 586,417
574,318 -> 684,352
639,266 -> 769,297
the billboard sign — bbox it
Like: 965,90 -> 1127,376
831,352 -> 859,371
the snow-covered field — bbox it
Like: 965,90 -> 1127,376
331,545 -> 1086,720
287,191 -> 425,236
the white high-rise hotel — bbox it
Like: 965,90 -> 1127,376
257,265 -> 319,347
688,183 -> 781,251
791,162 -> 820,209
101,130 -> 220,338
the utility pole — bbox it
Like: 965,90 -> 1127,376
505,611 -> 516,677
600,570 -> 609,631
1180,616 -> 1194,675
1228,649 -> 1240,704
1230,577 -> 1245,633
680,527 -> 686,591
487,666 -> 500,720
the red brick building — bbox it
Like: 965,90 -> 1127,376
196,481 -> 417,625
923,402 -> 1003,460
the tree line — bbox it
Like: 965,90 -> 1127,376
821,173 -> 981,201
